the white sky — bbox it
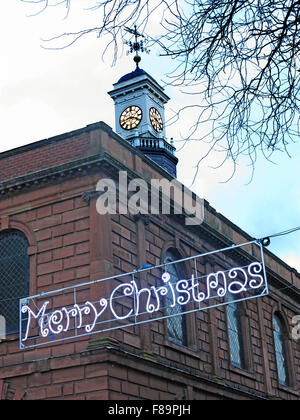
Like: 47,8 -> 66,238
1,1 -> 300,271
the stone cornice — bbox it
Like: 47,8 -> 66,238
0,152 -> 137,198
0,154 -> 105,197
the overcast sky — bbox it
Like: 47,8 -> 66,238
1,1 -> 300,271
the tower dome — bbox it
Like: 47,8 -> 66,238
117,67 -> 158,85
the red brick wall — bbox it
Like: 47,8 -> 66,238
0,134 -> 90,182
0,124 -> 299,400
109,212 -> 300,399
14,195 -> 90,294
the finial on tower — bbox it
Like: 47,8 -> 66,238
124,25 -> 150,69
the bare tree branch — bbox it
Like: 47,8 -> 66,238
20,0 -> 300,180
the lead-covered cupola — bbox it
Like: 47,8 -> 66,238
108,27 -> 178,178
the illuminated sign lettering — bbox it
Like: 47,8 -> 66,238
20,240 -> 268,349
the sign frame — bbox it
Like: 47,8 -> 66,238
19,239 -> 268,349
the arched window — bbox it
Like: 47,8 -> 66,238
273,313 -> 289,386
226,295 -> 246,369
0,230 -> 29,334
164,250 -> 187,346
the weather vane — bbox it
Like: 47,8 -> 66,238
124,25 -> 150,69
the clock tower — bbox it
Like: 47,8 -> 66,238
108,27 -> 178,178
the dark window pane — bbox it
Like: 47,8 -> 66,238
226,295 -> 245,369
0,230 -> 29,334
164,251 -> 187,346
273,315 -> 289,386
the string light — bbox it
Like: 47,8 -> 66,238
21,261 -> 266,345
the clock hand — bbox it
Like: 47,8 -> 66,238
123,116 -> 137,124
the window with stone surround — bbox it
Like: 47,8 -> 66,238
273,313 -> 290,387
164,249 -> 187,346
226,294 -> 246,370
0,230 -> 29,334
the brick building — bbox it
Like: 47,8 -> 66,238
0,60 -> 300,400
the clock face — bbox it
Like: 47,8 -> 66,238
120,105 -> 142,130
149,107 -> 163,132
